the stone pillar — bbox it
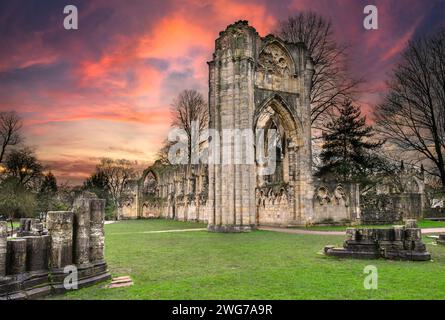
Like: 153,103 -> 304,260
73,196 -> 91,265
299,54 -> 315,222
0,222 -> 7,278
90,199 -> 106,263
6,238 -> 27,275
207,21 -> 257,232
24,235 -> 49,271
47,211 -> 73,269
405,219 -> 418,228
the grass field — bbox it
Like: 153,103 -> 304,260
56,219 -> 445,300
299,219 -> 445,232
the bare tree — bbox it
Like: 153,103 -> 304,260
170,89 -> 208,164
156,139 -> 175,165
5,147 -> 43,189
97,158 -> 138,219
277,11 -> 360,127
375,30 -> 445,190
0,111 -> 22,163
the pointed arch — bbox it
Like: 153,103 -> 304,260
254,94 -> 303,147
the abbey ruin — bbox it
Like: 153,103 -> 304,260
0,192 -> 110,299
119,21 -> 425,230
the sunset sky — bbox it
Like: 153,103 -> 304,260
0,0 -> 444,184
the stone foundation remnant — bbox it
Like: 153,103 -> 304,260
0,192 -> 110,300
17,218 -> 46,237
324,220 -> 431,261
438,234 -> 445,245
0,222 -> 7,278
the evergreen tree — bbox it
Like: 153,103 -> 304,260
83,170 -> 116,220
39,172 -> 58,194
83,170 -> 109,199
37,172 -> 59,213
317,100 -> 384,182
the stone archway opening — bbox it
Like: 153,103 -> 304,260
254,98 -> 302,225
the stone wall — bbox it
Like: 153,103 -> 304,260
0,192 -> 110,300
255,185 -> 293,226
312,181 -> 360,224
119,164 -> 209,223
360,193 -> 422,224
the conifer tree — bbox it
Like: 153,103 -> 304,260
318,100 -> 384,182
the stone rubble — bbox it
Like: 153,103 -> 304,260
324,220 -> 431,261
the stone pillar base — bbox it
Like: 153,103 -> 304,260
0,270 -> 51,300
207,224 -> 255,233
0,262 -> 110,300
50,261 -> 111,295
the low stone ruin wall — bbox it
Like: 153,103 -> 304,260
0,192 -> 110,300
324,220 -> 431,261
438,234 -> 445,245
312,181 -> 360,224
360,193 -> 423,224
424,207 -> 445,219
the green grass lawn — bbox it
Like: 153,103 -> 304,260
299,219 -> 445,232
56,219 -> 445,300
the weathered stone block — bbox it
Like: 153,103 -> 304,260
0,222 -> 7,278
90,199 -> 106,262
325,226 -> 431,261
24,235 -> 49,272
47,211 -> 73,269
6,239 -> 27,275
18,218 -> 45,237
376,228 -> 395,241
405,219 -> 418,228
405,228 -> 421,241
73,196 -> 91,265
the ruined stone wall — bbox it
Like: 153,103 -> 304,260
0,192 -> 110,300
325,220 -> 431,261
312,181 -> 360,224
119,164 -> 209,223
155,164 -> 208,222
360,192 -> 422,224
255,185 -> 294,226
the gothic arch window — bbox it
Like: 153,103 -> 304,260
255,98 -> 301,187
143,171 -> 158,196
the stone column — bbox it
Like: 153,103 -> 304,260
90,199 -> 106,263
0,222 -> 7,277
47,211 -> 73,269
24,235 -> 49,271
73,196 -> 91,265
299,55 -> 315,222
6,238 -> 27,275
207,21 -> 257,232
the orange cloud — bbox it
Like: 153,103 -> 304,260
23,105 -> 171,127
